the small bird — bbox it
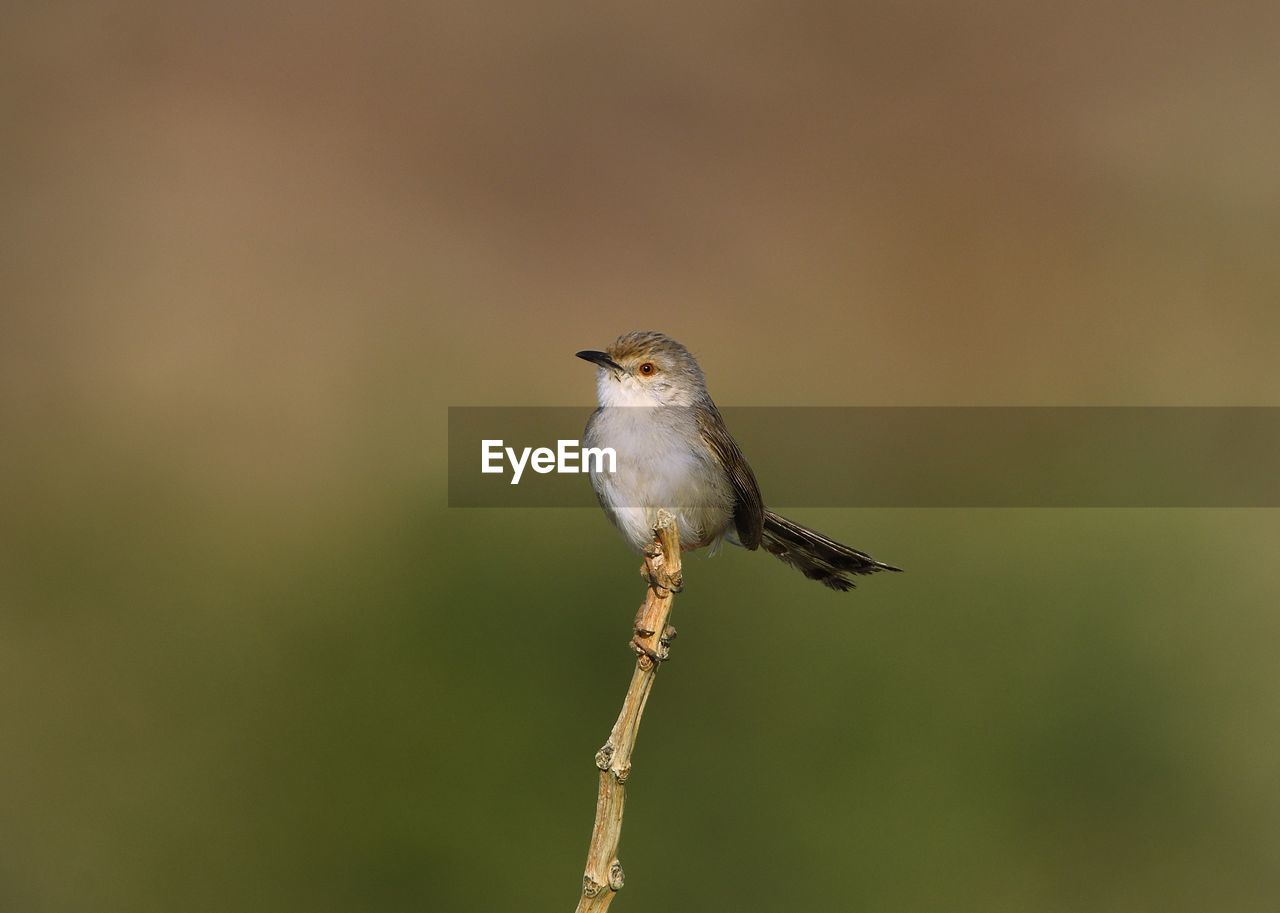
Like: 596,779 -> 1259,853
578,331 -> 901,590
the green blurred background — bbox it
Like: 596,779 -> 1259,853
4,2 -> 1279,910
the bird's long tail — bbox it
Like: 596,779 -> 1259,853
760,510 -> 902,591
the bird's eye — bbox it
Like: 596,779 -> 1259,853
638,362 -> 656,376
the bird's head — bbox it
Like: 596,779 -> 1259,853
576,331 -> 708,408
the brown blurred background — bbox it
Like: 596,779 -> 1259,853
3,1 -> 1279,911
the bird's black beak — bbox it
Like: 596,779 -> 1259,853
576,350 -> 623,372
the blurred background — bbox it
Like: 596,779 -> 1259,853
3,1 -> 1279,910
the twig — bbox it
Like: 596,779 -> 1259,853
574,510 -> 683,913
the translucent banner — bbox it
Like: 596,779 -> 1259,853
448,407 -> 1280,507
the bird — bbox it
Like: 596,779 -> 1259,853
577,331 -> 900,591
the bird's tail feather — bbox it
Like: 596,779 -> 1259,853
760,510 -> 902,591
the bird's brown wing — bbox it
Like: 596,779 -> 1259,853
697,404 -> 764,550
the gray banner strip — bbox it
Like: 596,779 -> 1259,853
448,407 -> 1280,507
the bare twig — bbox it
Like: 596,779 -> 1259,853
575,510 -> 683,913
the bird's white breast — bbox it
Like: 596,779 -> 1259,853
584,404 -> 733,552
